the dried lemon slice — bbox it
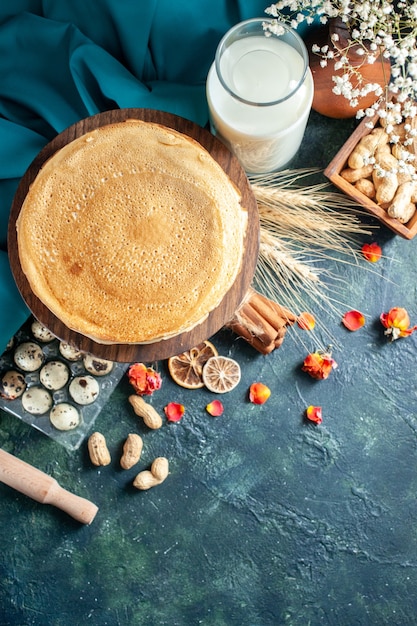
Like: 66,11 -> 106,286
202,356 -> 241,394
168,341 -> 218,389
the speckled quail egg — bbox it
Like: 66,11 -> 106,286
31,320 -> 56,343
83,354 -> 114,376
21,386 -> 53,415
59,342 -> 83,361
39,361 -> 70,391
49,403 -> 81,431
0,370 -> 27,400
13,342 -> 44,372
69,375 -> 100,405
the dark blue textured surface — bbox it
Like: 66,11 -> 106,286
1,3 -> 417,625
1,111 -> 417,626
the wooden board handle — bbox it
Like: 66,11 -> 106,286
0,448 -> 98,525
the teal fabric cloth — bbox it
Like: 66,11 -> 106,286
0,0 -> 269,353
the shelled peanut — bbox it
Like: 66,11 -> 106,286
341,125 -> 417,224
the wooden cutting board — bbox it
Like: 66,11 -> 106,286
8,109 -> 259,362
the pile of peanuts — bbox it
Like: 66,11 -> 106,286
87,396 -> 169,490
341,119 -> 417,224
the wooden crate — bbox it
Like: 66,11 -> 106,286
324,116 -> 417,240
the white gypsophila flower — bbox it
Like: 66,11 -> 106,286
263,0 -> 417,174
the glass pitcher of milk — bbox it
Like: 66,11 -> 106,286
206,18 -> 314,174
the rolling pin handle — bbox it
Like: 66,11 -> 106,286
44,481 -> 99,525
0,448 -> 98,525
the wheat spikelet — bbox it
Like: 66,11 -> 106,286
259,229 -> 320,284
249,169 -> 377,346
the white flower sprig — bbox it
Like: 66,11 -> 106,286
264,0 -> 417,174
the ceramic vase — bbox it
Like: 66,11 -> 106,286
305,18 -> 391,119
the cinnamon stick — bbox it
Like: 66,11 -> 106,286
226,319 -> 276,355
274,327 -> 288,349
234,301 -> 278,347
226,288 -> 297,355
248,289 -> 298,330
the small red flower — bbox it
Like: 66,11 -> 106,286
380,307 -> 417,341
302,349 -> 337,380
164,402 -> 185,422
297,312 -> 316,330
128,363 -> 162,396
342,310 -> 365,331
361,242 -> 382,263
249,382 -> 271,405
306,405 -> 322,424
206,400 -> 224,416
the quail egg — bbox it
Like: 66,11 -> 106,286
50,403 -> 81,431
21,386 -> 53,415
31,320 -> 56,343
14,342 -> 44,372
69,375 -> 100,405
59,342 -> 83,361
0,370 -> 27,400
83,354 -> 114,376
39,361 -> 70,391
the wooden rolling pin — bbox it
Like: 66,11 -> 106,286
0,448 -> 98,525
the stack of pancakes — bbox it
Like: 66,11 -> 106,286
16,120 -> 248,344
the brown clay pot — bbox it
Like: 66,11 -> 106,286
305,18 -> 391,119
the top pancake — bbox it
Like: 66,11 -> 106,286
16,119 -> 248,344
